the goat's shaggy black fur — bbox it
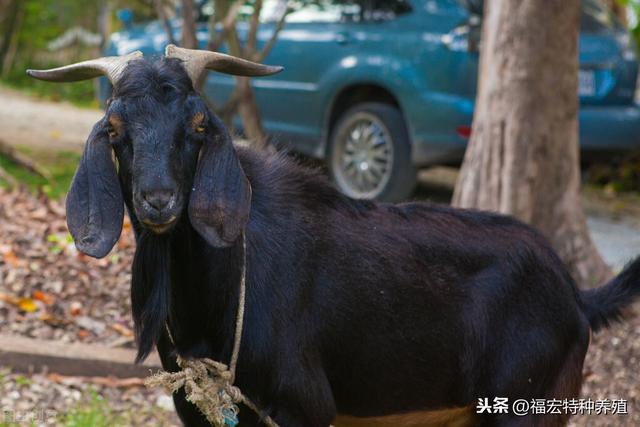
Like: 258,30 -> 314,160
63,57 -> 640,427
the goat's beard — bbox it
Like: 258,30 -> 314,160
131,230 -> 171,363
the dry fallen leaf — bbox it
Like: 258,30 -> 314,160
0,292 -> 19,305
69,301 -> 83,316
39,312 -> 70,327
46,373 -> 145,388
32,290 -> 55,305
1,249 -> 21,267
110,323 -> 134,338
17,298 -> 38,313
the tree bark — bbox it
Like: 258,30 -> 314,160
452,0 -> 611,287
1,0 -> 23,78
0,0 -> 19,71
97,2 -> 111,48
181,0 -> 198,49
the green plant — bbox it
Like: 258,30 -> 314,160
59,389 -> 123,427
586,150 -> 640,193
0,147 -> 80,198
13,375 -> 32,387
616,0 -> 640,48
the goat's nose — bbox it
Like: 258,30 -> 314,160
143,190 -> 173,211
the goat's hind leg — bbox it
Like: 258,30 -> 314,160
480,330 -> 588,427
535,337 -> 588,427
511,339 -> 587,427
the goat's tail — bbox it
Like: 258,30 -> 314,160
579,256 -> 640,332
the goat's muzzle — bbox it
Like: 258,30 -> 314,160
135,189 -> 181,234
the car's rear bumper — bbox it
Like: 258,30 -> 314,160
410,103 -> 640,167
579,104 -> 640,153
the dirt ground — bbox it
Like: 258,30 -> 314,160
0,86 -> 100,152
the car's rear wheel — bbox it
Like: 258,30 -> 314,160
328,102 -> 416,202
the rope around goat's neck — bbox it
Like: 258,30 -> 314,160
146,234 -> 279,427
228,233 -> 246,381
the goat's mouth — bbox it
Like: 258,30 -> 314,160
141,215 -> 177,234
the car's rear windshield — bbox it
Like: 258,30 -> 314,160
457,0 -> 624,33
581,0 -> 625,33
199,0 -> 411,23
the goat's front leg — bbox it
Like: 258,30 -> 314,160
266,361 -> 337,427
156,331 -> 211,426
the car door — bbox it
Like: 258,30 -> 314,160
205,0 -> 360,156
259,1 -> 370,155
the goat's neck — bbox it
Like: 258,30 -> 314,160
163,220 -> 244,360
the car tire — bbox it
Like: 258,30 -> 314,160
328,102 -> 417,202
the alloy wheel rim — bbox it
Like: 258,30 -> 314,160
332,112 -> 394,199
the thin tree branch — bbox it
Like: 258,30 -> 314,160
154,0 -> 176,45
0,139 -> 53,182
181,0 -> 198,49
0,165 -> 17,188
246,0 -> 264,56
256,4 -> 292,62
206,0 -> 243,52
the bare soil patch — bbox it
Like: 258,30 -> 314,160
0,87 -> 100,153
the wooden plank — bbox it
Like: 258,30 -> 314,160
0,334 -> 162,378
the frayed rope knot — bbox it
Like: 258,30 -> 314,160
144,233 -> 279,427
145,356 -> 246,427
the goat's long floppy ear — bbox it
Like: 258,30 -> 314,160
188,123 -> 251,248
66,121 -> 124,258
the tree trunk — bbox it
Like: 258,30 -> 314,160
0,0 -> 19,69
1,0 -> 23,78
452,0 -> 611,287
181,0 -> 198,49
97,1 -> 111,48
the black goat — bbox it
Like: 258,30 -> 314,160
28,48 -> 640,427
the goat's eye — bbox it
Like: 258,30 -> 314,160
192,112 -> 206,134
107,126 -> 118,139
108,114 -> 123,139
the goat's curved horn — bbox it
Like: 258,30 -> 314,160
165,44 -> 283,86
26,51 -> 143,85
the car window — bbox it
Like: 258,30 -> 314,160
199,0 -> 411,24
581,0 -> 624,33
361,0 -> 412,21
457,0 -> 623,32
283,0 -> 363,23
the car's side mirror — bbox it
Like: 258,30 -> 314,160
467,14 -> 481,53
117,8 -> 134,30
443,15 -> 481,54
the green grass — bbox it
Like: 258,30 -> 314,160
0,385 -> 177,427
0,389 -> 122,427
0,146 -> 80,199
58,389 -> 125,427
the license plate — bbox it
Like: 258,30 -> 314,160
579,70 -> 596,97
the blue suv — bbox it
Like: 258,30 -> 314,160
104,0 -> 640,201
